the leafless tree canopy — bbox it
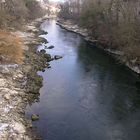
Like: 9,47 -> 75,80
59,0 -> 140,62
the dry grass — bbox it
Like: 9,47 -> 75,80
0,30 -> 23,64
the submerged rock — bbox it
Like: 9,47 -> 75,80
47,66 -> 51,69
54,55 -> 63,60
47,45 -> 54,49
42,69 -> 45,72
31,114 -> 39,121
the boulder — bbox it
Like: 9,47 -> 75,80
31,114 -> 39,121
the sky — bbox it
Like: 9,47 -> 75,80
49,0 -> 65,2
49,0 -> 61,1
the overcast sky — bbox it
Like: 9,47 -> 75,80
49,0 -> 62,1
49,0 -> 65,2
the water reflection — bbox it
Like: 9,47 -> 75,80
26,20 -> 140,140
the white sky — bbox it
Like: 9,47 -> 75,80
49,0 -> 65,2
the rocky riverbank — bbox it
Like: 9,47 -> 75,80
57,19 -> 140,74
0,17 -> 53,140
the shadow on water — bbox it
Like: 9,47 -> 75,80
26,19 -> 140,140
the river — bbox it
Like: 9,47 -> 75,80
26,19 -> 140,140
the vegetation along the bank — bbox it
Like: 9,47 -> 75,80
59,0 -> 140,71
0,0 -> 51,139
0,0 -> 46,64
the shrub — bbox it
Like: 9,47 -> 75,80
0,30 -> 23,64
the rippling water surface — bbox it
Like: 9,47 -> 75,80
26,20 -> 140,140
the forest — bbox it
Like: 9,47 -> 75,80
0,0 -> 46,28
59,0 -> 140,66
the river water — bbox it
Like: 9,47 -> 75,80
26,19 -> 140,140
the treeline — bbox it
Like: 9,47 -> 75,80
59,0 -> 140,63
0,0 -> 46,28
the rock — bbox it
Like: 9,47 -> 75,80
44,54 -> 51,59
42,69 -> 45,72
38,37 -> 48,44
27,29 -> 38,34
47,57 -> 54,62
54,55 -> 63,60
26,74 -> 43,94
0,66 -> 10,74
4,94 -> 10,100
0,79 -> 7,87
26,120 -> 33,128
31,114 -> 39,121
44,40 -> 49,44
47,66 -> 51,69
0,55 -> 4,62
40,49 -> 46,54
39,30 -> 48,35
22,65 -> 32,74
14,123 -> 26,133
47,45 -> 54,49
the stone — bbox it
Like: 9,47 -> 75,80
14,123 -> 26,133
47,57 -> 54,62
39,30 -> 48,35
47,45 -> 54,49
47,66 -> 51,69
27,120 -> 33,128
40,49 -> 46,54
38,37 -> 48,44
31,114 -> 39,121
42,69 -> 45,72
4,94 -> 10,100
0,55 -> 4,62
54,55 -> 63,60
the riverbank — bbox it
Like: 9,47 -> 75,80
57,19 -> 140,74
0,17 -> 52,139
